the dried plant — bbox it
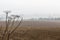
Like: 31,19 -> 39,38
1,11 -> 23,40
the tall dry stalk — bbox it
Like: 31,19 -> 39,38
1,11 -> 23,40
2,11 -> 11,40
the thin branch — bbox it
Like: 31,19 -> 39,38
10,17 -> 23,35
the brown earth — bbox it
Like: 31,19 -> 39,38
0,20 -> 60,40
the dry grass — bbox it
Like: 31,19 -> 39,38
0,21 -> 60,40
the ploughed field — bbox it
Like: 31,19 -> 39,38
0,20 -> 60,40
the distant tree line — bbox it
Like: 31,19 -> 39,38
28,17 -> 60,21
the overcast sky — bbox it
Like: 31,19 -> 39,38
0,0 -> 60,19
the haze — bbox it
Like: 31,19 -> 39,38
0,0 -> 60,19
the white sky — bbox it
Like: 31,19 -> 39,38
0,0 -> 60,19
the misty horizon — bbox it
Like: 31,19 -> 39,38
0,0 -> 60,19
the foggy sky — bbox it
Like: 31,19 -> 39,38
0,0 -> 60,19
